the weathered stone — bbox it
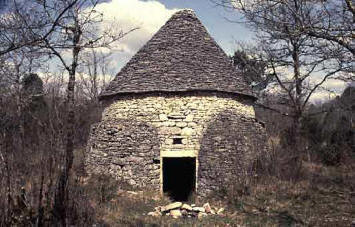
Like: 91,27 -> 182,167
148,211 -> 161,217
86,10 -> 268,196
217,208 -> 224,215
159,114 -> 168,121
187,122 -> 197,127
185,114 -> 194,122
127,157 -> 143,163
176,122 -> 187,127
160,127 -> 181,135
203,203 -> 212,213
161,121 -> 175,127
161,202 -> 182,212
86,93 -> 268,194
170,209 -> 182,218
181,209 -> 188,215
181,204 -> 193,211
192,207 -> 205,213
197,212 -> 208,219
165,138 -> 174,145
181,127 -> 194,136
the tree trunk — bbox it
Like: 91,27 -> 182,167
289,40 -> 303,180
52,68 -> 76,226
52,20 -> 80,223
291,40 -> 303,147
36,154 -> 45,227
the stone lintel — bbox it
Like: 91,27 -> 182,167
161,150 -> 197,157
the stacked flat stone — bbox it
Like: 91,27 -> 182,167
86,92 -> 267,194
147,202 -> 225,219
86,9 -> 268,196
100,9 -> 254,99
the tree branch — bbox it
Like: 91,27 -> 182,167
0,0 -> 79,56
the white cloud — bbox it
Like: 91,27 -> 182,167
322,79 -> 347,90
263,71 -> 349,104
309,91 -> 338,104
309,78 -> 349,103
94,0 -> 179,70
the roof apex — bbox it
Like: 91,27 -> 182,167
100,7 -> 254,99
174,9 -> 196,15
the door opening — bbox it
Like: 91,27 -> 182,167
163,157 -> 196,201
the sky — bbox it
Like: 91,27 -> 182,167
93,0 -> 348,102
1,0 -> 348,102
95,0 -> 253,71
152,0 -> 254,52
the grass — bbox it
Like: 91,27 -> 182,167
72,144 -> 354,227
229,181 -> 353,226
221,161 -> 355,226
79,161 -> 354,226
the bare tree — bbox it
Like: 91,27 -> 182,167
0,0 -> 79,56
299,0 -> 354,56
76,49 -> 115,101
0,0 -> 136,224
231,44 -> 273,93
26,1 -> 136,224
0,1 -> 132,221
217,0 -> 354,59
217,0 -> 352,146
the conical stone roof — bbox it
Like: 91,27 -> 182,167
100,9 -> 254,99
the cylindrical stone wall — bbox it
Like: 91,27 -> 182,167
198,111 -> 267,195
86,92 -> 267,194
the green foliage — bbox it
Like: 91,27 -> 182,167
302,86 -> 354,165
21,73 -> 43,96
86,174 -> 120,204
231,49 -> 272,92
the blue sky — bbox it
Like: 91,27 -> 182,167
0,0 -> 349,102
92,0 -> 255,71
155,0 -> 255,54
20,0 -> 346,102
88,0 -> 349,101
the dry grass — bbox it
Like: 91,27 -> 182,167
80,161 -> 354,226
6,148 -> 351,226
215,161 -> 355,226
227,178 -> 353,226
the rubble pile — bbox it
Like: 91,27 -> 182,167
147,202 -> 224,219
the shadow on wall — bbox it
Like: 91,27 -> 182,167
198,110 -> 267,195
87,119 -> 161,188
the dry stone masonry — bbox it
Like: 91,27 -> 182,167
147,201 -> 225,219
86,9 -> 268,198
87,92 -> 266,195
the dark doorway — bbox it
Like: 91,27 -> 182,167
163,157 -> 196,201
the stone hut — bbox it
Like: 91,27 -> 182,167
86,9 -> 267,201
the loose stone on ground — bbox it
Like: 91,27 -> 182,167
146,202 -> 225,219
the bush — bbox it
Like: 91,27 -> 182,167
85,174 -> 120,204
